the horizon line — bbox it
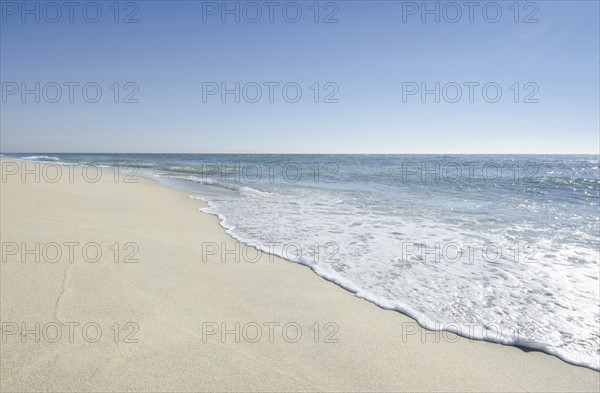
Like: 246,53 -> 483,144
1,152 -> 599,156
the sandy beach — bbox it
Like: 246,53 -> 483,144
1,158 -> 598,392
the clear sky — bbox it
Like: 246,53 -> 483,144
1,0 -> 598,153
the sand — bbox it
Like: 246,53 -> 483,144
1,158 -> 598,392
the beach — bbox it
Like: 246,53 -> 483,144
1,157 -> 599,392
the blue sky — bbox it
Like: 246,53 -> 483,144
1,0 -> 599,153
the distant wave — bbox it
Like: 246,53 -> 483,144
19,155 -> 61,162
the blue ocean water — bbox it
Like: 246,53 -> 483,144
9,153 -> 600,369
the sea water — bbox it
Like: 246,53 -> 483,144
9,153 -> 599,369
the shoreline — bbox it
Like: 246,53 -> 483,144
1,157 -> 599,392
158,162 -> 600,372
195,190 -> 600,372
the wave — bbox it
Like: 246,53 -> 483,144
19,155 -> 61,162
184,179 -> 600,372
155,173 -> 272,197
192,193 -> 600,370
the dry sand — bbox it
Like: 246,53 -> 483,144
1,158 -> 598,392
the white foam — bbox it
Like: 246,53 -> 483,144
187,184 -> 600,371
19,155 -> 61,161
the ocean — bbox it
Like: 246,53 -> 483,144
7,153 -> 600,370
